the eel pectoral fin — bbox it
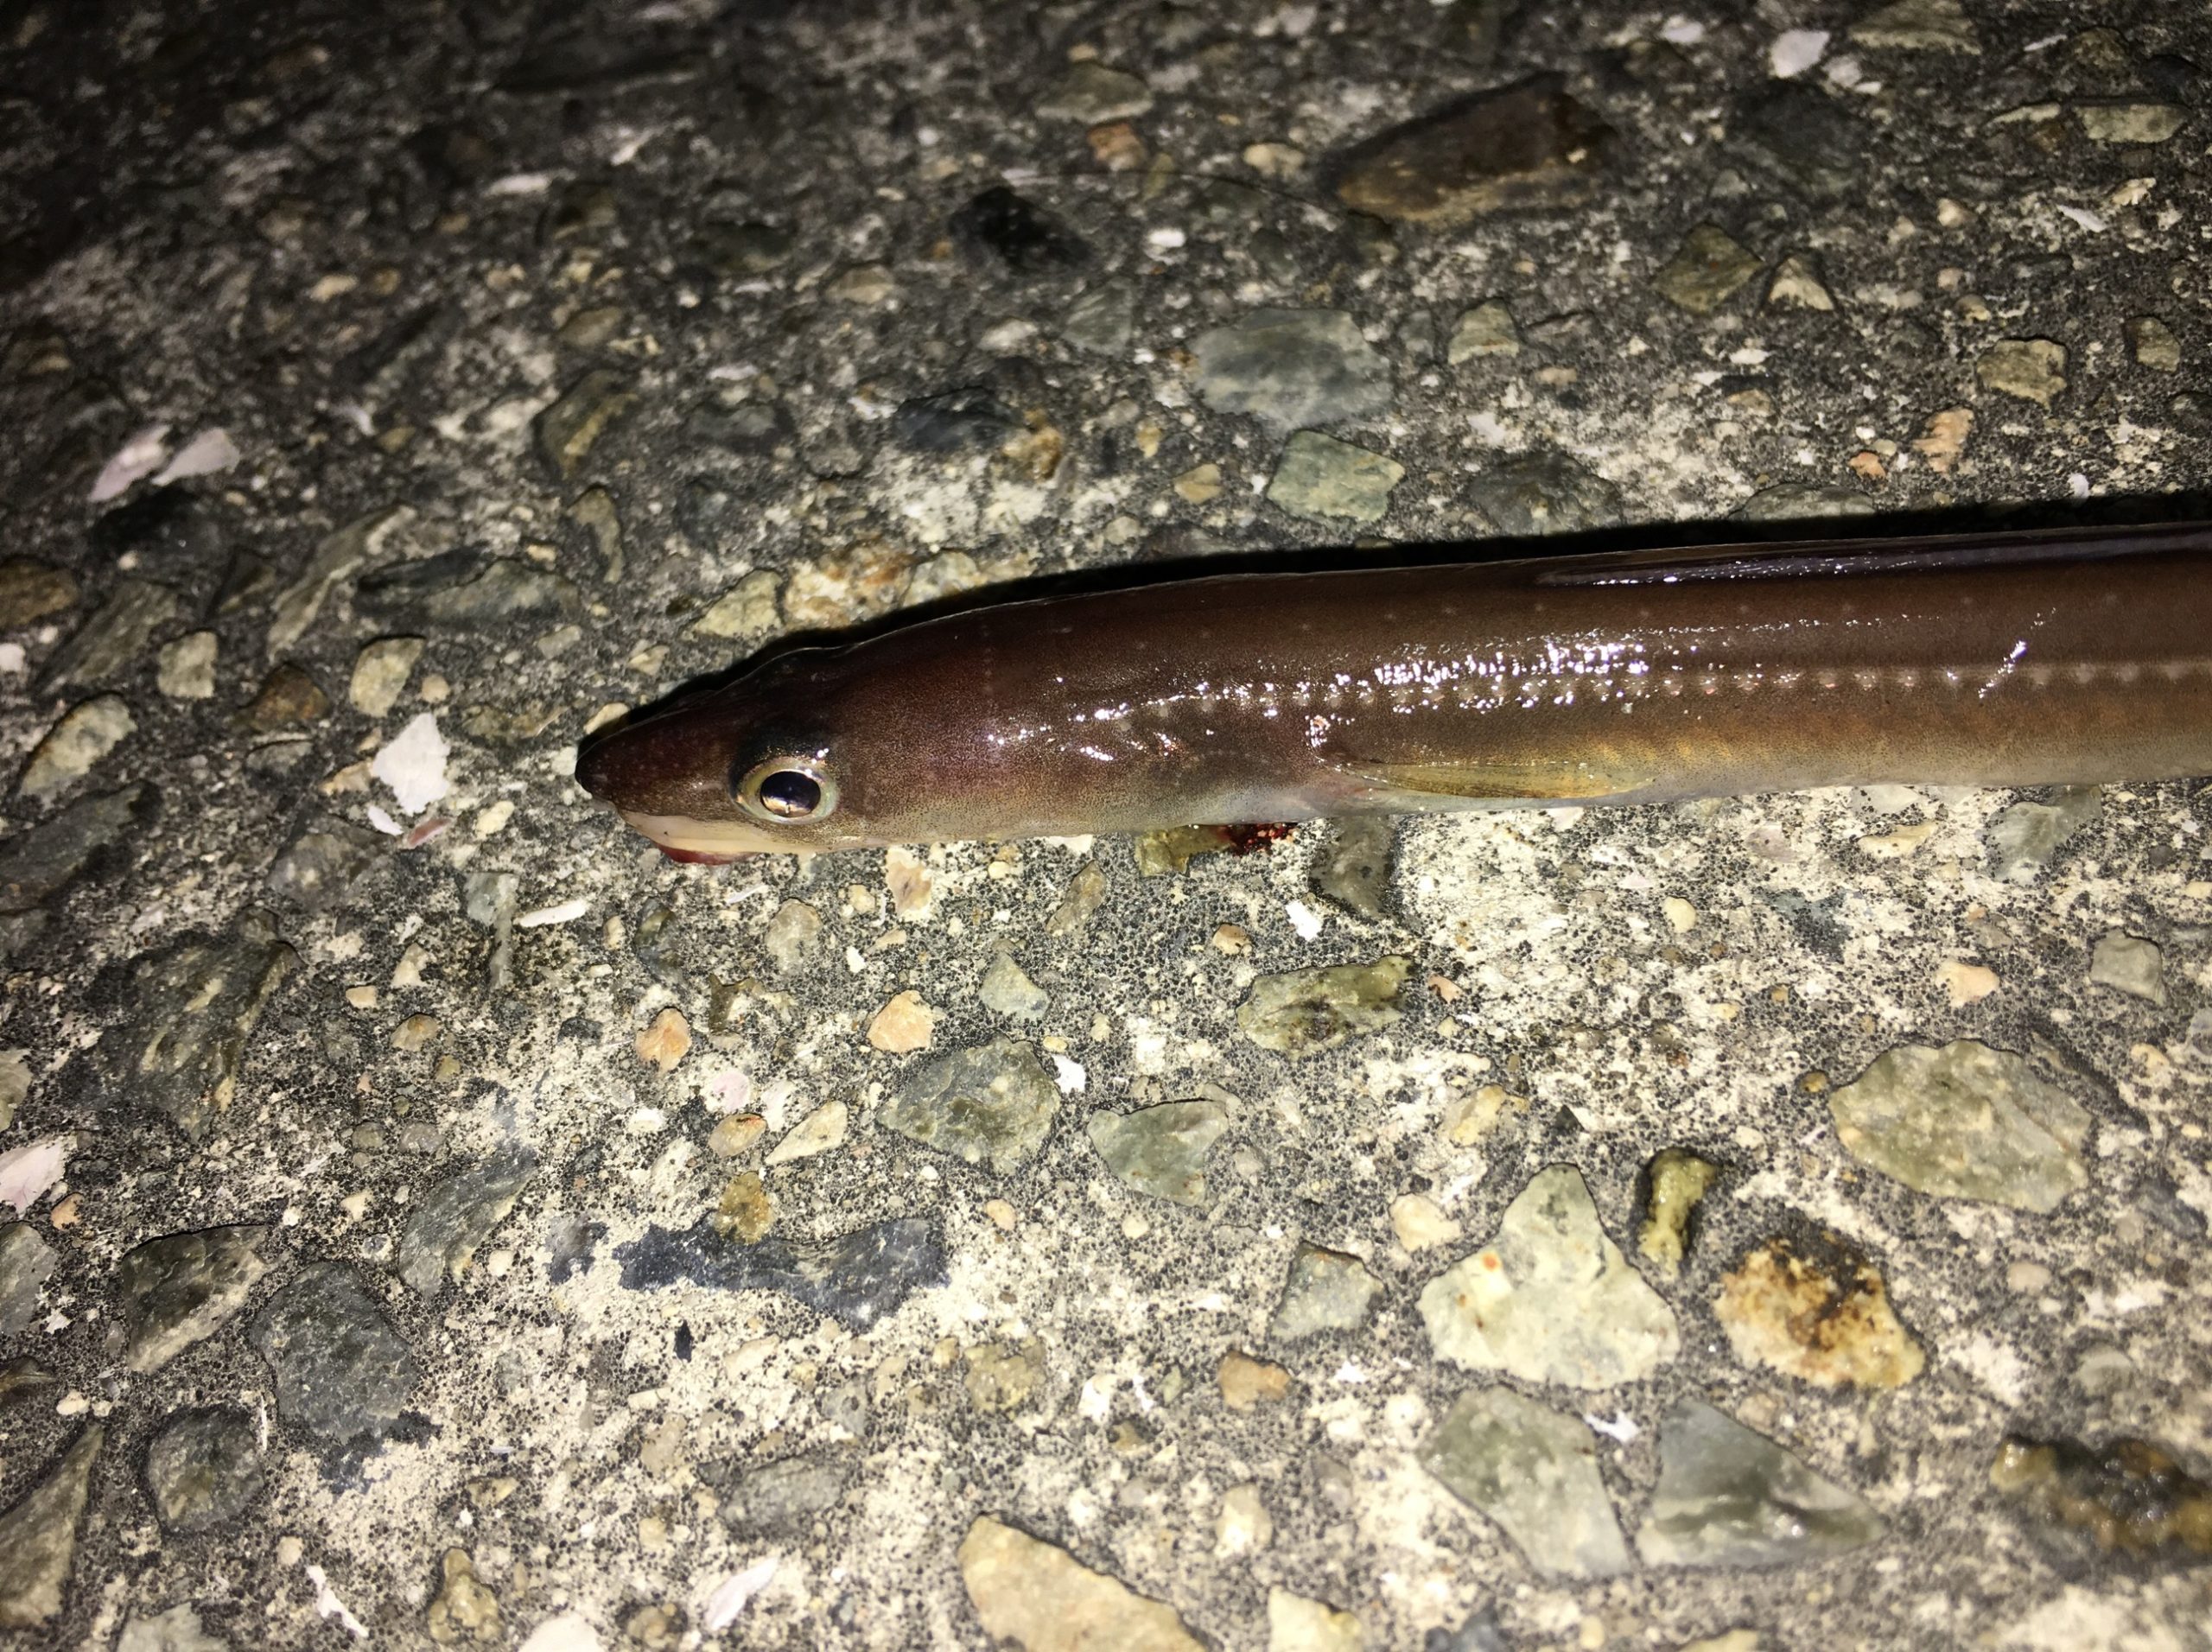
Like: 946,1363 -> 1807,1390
1334,754 -> 1655,804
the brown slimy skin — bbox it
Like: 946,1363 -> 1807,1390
576,524 -> 2212,859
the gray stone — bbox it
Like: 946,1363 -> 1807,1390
103,912 -> 297,1134
881,1037 -> 1058,1173
2076,103 -> 2187,145
693,220 -> 793,277
1329,75 -> 1611,225
37,579 -> 181,692
1829,1039 -> 2089,1213
0,1426 -> 101,1628
537,369 -> 636,478
1311,817 -> 1395,917
464,868 -> 520,991
266,824 -> 379,912
1653,225 -> 1762,314
1987,788 -> 2100,879
1732,482 -> 1873,523
1849,0 -> 1979,52
267,508 -> 405,657
1061,283 -> 1137,355
1236,956 -> 1409,1058
16,696 -> 135,802
1087,1101 -> 1228,1206
980,953 -> 1049,1020
618,1215 -> 946,1331
1421,1388 -> 1630,1578
718,1453 -> 849,1532
0,1225 -> 55,1339
144,1407 -> 264,1533
763,899 -> 823,973
1191,309 -> 1393,433
116,1224 -> 270,1373
1046,861 -> 1109,936
1266,432 -> 1403,524
1467,453 -> 1624,536
248,1263 -> 423,1446
156,631 -> 218,700
2088,932 -> 2166,1004
2126,317 -> 2182,372
396,1148 -> 535,1293
1035,62 -> 1153,124
118,1604 -> 231,1652
1268,1242 -> 1382,1340
1446,301 -> 1520,363
0,784 -> 151,914
690,571 -> 781,642
1731,84 -> 1865,205
1636,1400 -> 1883,1566
1419,1165 -> 1681,1387
1764,254 -> 1836,312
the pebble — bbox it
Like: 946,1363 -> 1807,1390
536,369 -> 635,479
1977,339 -> 2067,407
1420,1388 -> 1631,1578
2126,316 -> 2181,372
713,1172 -> 774,1242
0,561 -> 78,629
1236,956 -> 1408,1057
1419,1165 -> 1681,1387
1848,0 -> 1980,53
951,187 -> 1090,275
2088,932 -> 2165,1004
1827,1039 -> 2089,1213
1310,817 -> 1395,918
957,1515 -> 1201,1652
708,1113 -> 767,1158
1467,453 -> 1624,535
717,1453 -> 849,1533
637,1007 -> 693,1072
2076,103 -> 2186,144
0,783 -> 150,916
16,696 -> 134,801
0,1225 -> 55,1339
980,953 -> 1050,1020
427,1547 -> 501,1643
1190,309 -> 1393,433
1636,1401 -> 1883,1566
1268,1590 -> 1362,1652
1389,1193 -> 1461,1252
1046,861 -> 1108,935
1266,432 -> 1403,524
1035,62 -> 1153,124
1989,1433 -> 2212,1556
239,663 -> 331,729
156,632 -> 218,699
1653,225 -> 1762,314
692,220 -> 792,277
396,1148 -> 536,1293
1268,1242 -> 1382,1341
867,989 -> 937,1052
0,1052 -> 23,1130
1087,1100 -> 1228,1206
826,264 -> 897,305
248,1263 -> 423,1446
37,579 -> 180,692
1217,1350 -> 1291,1411
1764,254 -> 1835,311
1986,787 -> 2099,879
690,571 -> 781,641
619,1214 -> 945,1329
763,899 -> 823,973
117,1604 -> 229,1652
964,1338 -> 1044,1413
1216,1484 -> 1272,1555
350,637 -> 426,716
893,388 -> 1021,454
1733,483 -> 1869,524
1329,74 -> 1611,224
1059,283 -> 1136,355
0,1426 -> 103,1628
766,1099 -> 849,1165
143,1407 -> 264,1533
880,1037 -> 1058,1172
1634,1147 -> 1719,1277
268,508 -> 404,657
1446,301 -> 1520,362
1714,1236 -> 1924,1388
115,1223 -> 270,1373
100,913 -> 297,1134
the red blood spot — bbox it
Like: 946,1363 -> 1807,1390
1221,822 -> 1296,855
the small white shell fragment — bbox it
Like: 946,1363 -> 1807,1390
371,712 -> 450,814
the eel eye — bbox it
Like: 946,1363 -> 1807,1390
738,757 -> 837,824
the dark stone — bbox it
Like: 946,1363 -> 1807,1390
143,1407 -> 264,1533
1991,1433 -> 2212,1557
0,784 -> 152,913
893,388 -> 1022,454
98,912 -> 296,1134
1731,84 -> 1866,205
617,1216 -> 945,1330
396,1148 -> 536,1294
115,1224 -> 270,1374
715,1453 -> 849,1531
688,394 -> 794,456
535,368 -> 636,479
1467,452 -> 1624,536
1312,817 -> 1396,917
36,578 -> 182,692
0,560 -> 79,628
248,1262 -> 423,1446
1328,75 -> 1611,225
1425,1606 -> 1507,1652
691,221 -> 793,277
266,826 -> 380,912
545,1214 -> 603,1285
238,663 -> 331,730
950,187 -> 1090,275
359,552 -> 579,631
677,477 -> 741,550
0,1226 -> 56,1341
0,1360 -> 56,1408
0,1426 -> 101,1629
87,486 -> 221,566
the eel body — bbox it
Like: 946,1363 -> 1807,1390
577,522 -> 2212,859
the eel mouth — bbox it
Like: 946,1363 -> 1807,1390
618,810 -> 782,863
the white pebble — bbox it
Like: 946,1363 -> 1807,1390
1770,28 -> 1828,78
